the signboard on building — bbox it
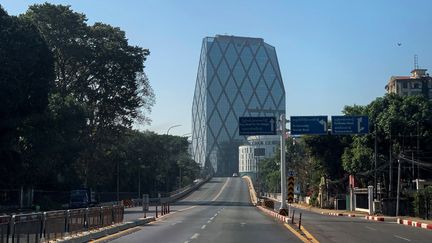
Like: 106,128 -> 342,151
239,117 -> 277,135
254,148 -> 266,156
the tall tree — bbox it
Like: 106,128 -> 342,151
22,3 -> 155,186
0,5 -> 54,188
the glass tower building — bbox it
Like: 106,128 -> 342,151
191,35 -> 285,176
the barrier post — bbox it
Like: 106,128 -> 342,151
291,210 -> 295,224
155,205 -> 158,218
65,210 -> 70,235
142,194 -> 149,218
299,213 -> 302,230
10,215 -> 15,242
41,212 -> 47,241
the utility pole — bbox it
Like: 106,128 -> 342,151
117,160 -> 120,203
389,129 -> 392,197
138,167 -> 141,198
417,122 -> 420,179
374,123 -> 378,199
179,166 -> 182,190
396,157 -> 401,216
279,114 -> 288,213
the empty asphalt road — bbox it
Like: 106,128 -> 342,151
108,177 -> 302,243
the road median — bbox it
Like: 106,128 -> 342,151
242,176 -> 319,242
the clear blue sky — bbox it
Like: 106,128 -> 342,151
3,0 -> 432,136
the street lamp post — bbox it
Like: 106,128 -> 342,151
138,164 -> 147,198
166,125 -> 182,135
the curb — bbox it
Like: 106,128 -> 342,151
397,218 -> 432,230
242,176 -> 257,205
257,206 -> 319,243
59,217 -> 155,243
364,215 -> 384,221
321,212 -> 356,217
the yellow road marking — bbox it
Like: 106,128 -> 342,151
90,226 -> 141,242
211,178 -> 230,201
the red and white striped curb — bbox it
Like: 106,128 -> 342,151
365,215 -> 384,221
321,212 -> 356,217
258,206 -> 290,223
397,218 -> 432,230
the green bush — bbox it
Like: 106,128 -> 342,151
414,187 -> 432,219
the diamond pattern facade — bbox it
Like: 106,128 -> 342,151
192,35 -> 285,176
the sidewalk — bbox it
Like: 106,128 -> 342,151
263,195 -> 432,225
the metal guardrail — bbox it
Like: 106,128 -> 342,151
0,216 -> 11,243
0,205 -> 124,243
12,213 -> 43,243
44,210 -> 67,241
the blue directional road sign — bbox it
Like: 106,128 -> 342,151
331,116 -> 369,135
290,116 -> 328,135
239,117 -> 276,135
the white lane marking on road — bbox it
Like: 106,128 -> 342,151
210,216 -> 214,220
201,225 -> 206,229
214,213 -> 218,217
184,241 -> 189,243
394,235 -> 411,242
240,222 -> 246,227
207,220 -> 212,223
191,233 -> 200,239
365,226 -> 376,231
211,178 -> 230,201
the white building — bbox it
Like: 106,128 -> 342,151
238,135 -> 279,179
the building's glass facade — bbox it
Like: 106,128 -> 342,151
192,35 -> 285,176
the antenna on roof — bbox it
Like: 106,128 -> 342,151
414,54 -> 419,69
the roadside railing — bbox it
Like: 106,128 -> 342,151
1,216 -> 11,243
0,205 -> 124,243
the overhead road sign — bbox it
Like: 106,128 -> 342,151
239,116 -> 276,136
331,116 -> 369,135
290,116 -> 328,135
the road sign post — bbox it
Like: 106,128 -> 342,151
279,114 -> 288,215
290,116 -> 328,135
239,117 -> 276,135
287,176 -> 295,204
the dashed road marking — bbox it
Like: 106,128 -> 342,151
210,216 -> 214,220
201,225 -> 206,229
207,220 -> 212,223
191,233 -> 200,239
184,241 -> 189,243
394,235 -> 411,242
214,213 -> 218,217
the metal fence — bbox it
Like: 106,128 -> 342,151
0,205 -> 124,243
0,216 -> 11,243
